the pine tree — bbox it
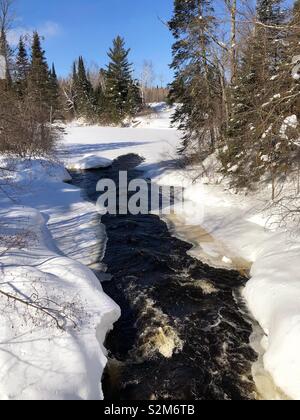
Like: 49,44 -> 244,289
169,0 -> 222,155
48,63 -> 61,122
94,68 -> 107,121
15,36 -> 30,97
28,32 -> 50,109
73,56 -> 95,120
69,61 -> 78,117
105,36 -> 141,124
72,61 -> 78,86
253,0 -> 292,198
127,79 -> 143,115
256,0 -> 300,198
222,0 -> 289,193
256,0 -> 286,76
221,39 -> 262,188
257,0 -> 283,25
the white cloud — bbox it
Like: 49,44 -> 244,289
40,21 -> 61,38
7,21 -> 61,46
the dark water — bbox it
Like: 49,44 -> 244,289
71,154 -> 257,401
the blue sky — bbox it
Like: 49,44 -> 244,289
12,0 -> 175,84
10,0 -> 295,84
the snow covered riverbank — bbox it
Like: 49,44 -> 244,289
152,165 -> 300,400
0,106 -> 179,401
62,114 -> 300,400
0,159 -> 120,400
2,102 -> 300,399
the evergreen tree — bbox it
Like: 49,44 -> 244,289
94,68 -> 107,120
15,36 -> 30,97
69,61 -> 79,116
169,0 -> 222,155
28,32 -> 50,108
222,0 -> 289,193
73,56 -> 95,120
221,38 -> 263,188
256,0 -> 300,198
105,36 -> 141,124
256,0 -> 286,76
48,63 -> 61,122
257,0 -> 283,25
128,79 -> 143,115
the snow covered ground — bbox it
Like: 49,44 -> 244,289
2,103 -> 300,400
133,103 -> 177,129
61,122 -> 179,172
0,106 -> 179,401
0,159 -> 120,400
62,106 -> 300,400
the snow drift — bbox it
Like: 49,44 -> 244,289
67,155 -> 112,170
0,158 -> 120,400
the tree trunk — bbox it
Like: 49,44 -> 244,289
230,0 -> 237,85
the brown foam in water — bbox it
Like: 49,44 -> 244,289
164,213 -> 251,276
250,325 -> 290,400
164,213 -> 290,400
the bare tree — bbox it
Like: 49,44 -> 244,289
0,89 -> 60,157
140,60 -> 156,103
0,0 -> 15,32
224,0 -> 237,84
141,60 -> 155,89
60,76 -> 77,119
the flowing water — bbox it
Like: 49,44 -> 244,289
71,154 -> 258,401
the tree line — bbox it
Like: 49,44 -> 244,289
169,0 -> 300,201
0,0 -> 169,158
0,21 -> 61,156
63,36 -> 143,125
0,30 -> 144,152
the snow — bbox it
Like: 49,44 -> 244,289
228,164 -> 239,173
152,157 -> 300,401
0,106 -> 180,400
222,256 -> 233,265
3,103 -> 300,400
0,55 -> 6,79
280,115 -> 298,138
61,120 -> 181,169
62,110 -> 300,400
133,103 -> 176,129
245,236 -> 300,400
0,158 -> 120,400
292,56 -> 300,80
67,155 -> 112,170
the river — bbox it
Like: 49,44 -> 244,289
71,154 -> 258,401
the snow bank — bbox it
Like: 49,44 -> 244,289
67,155 -> 112,170
0,159 -> 120,400
133,104 -> 176,129
152,160 -> 300,400
0,157 -> 72,184
244,237 -> 300,400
